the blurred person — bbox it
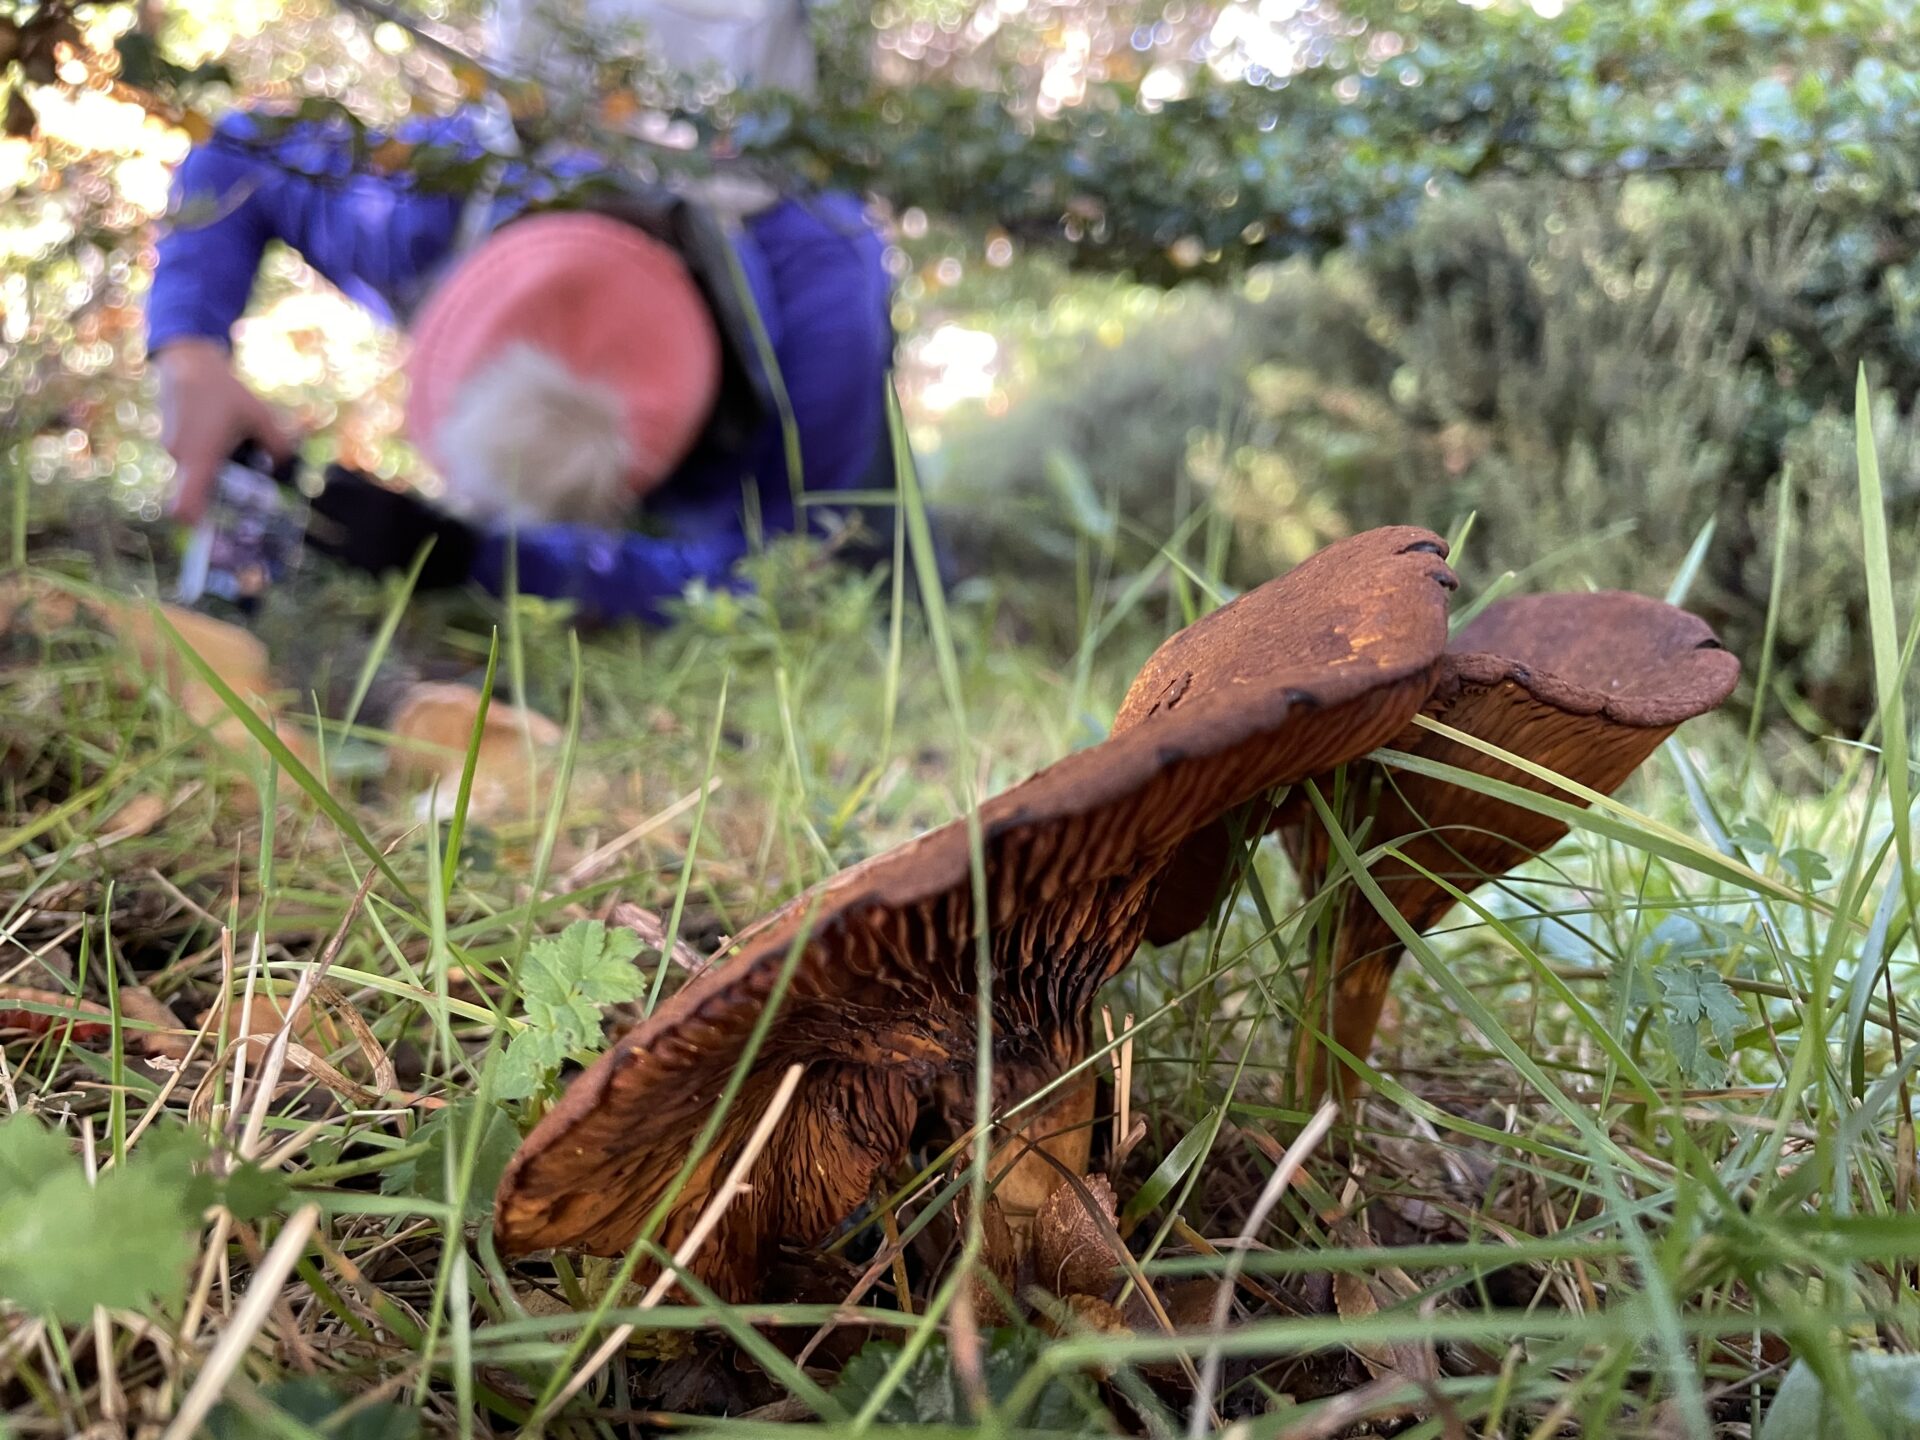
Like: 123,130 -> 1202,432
149,12 -> 892,625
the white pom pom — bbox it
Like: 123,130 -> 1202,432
431,343 -> 641,527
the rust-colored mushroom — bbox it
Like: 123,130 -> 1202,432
1280,590 -> 1740,1099
493,527 -> 1459,1299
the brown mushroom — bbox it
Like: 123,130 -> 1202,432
493,527 -> 1459,1299
1280,590 -> 1740,1099
385,680 -> 562,822
1,578 -> 314,767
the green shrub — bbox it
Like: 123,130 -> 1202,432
937,174 -> 1920,727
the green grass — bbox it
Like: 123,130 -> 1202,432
0,403 -> 1916,1439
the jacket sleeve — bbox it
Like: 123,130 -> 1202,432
748,192 -> 895,521
468,522 -> 753,626
147,111 -> 468,352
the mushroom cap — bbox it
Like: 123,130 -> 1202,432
492,528 -> 1458,1295
1308,589 -> 1742,931
1112,527 -> 1455,733
1127,525 -> 1455,943
1286,590 -> 1740,1094
1448,589 -> 1742,730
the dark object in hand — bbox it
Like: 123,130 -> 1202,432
176,442 -> 307,615
306,464 -> 477,590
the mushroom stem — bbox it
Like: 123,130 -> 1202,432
985,1074 -> 1098,1237
1284,590 -> 1741,1103
1295,930 -> 1402,1105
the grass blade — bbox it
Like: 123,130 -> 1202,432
150,605 -> 415,903
1854,370 -> 1916,933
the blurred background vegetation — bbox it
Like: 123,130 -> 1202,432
4,0 -> 1918,728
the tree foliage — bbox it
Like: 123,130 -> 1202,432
16,0 -> 1918,276
766,0 -> 1920,279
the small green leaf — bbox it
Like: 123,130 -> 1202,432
1653,964 -> 1739,1086
0,1115 -> 208,1323
222,1161 -> 292,1224
207,1378 -> 422,1440
1656,963 -> 1707,1026
382,1100 -> 519,1217
494,1026 -> 570,1102
1697,974 -> 1748,1050
1761,1353 -> 1920,1439
1779,847 -> 1832,888
525,920 -> 646,1010
1122,1119 -> 1215,1223
493,920 -> 646,1102
0,1111 -> 70,1190
834,1330 -> 1097,1429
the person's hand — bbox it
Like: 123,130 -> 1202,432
155,337 -> 295,524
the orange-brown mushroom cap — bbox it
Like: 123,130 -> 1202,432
492,528 -> 1458,1298
1287,590 -> 1741,1098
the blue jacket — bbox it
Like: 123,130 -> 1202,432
150,109 -> 895,623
